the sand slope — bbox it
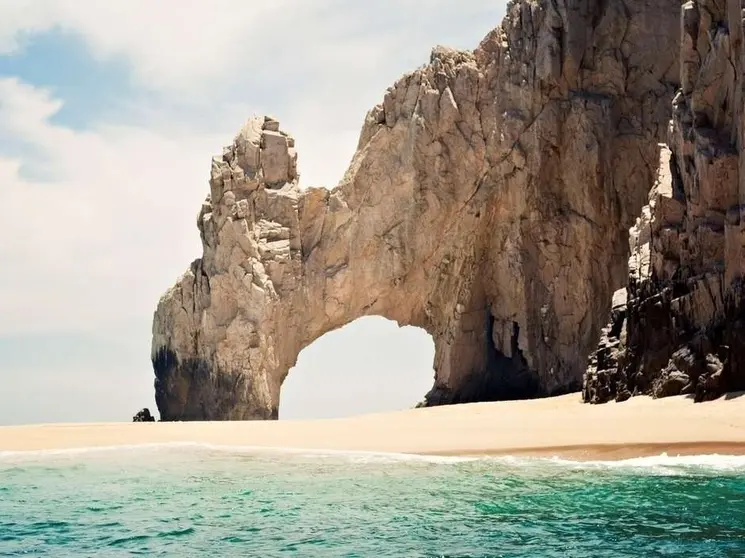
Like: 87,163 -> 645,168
3,394 -> 745,460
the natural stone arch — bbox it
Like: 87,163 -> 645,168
151,0 -> 681,421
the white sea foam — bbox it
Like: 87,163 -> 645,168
0,442 -> 199,462
1,442 -> 745,472
549,452 -> 745,472
198,443 -> 478,464
0,442 -> 475,465
483,453 -> 745,475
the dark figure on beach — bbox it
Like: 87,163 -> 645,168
132,408 -> 156,422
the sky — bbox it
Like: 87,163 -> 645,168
0,1 -> 505,425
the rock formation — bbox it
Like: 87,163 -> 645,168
132,408 -> 156,422
152,0 -> 681,420
584,0 -> 745,403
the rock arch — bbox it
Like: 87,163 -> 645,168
151,0 -> 681,420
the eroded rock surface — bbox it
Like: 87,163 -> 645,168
152,0 -> 681,420
583,0 -> 745,403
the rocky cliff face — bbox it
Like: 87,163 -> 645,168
584,0 -> 745,403
152,0 -> 681,420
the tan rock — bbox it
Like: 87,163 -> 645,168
153,0 -> 681,420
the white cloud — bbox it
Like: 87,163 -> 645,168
0,1 -> 501,94
0,0 -> 292,89
0,77 -> 219,334
0,1 -> 56,54
0,1 -> 505,189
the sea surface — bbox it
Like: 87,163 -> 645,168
1,445 -> 745,557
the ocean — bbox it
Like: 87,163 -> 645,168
1,445 -> 744,557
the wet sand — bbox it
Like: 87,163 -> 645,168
2,393 -> 745,460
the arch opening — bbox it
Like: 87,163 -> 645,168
279,316 -> 435,420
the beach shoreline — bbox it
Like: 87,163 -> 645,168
2,393 -> 745,461
427,441 -> 745,461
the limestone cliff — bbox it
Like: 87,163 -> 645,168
584,0 -> 745,403
152,0 -> 681,420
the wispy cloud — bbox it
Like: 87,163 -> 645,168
0,77 -> 218,334
0,1 -> 499,93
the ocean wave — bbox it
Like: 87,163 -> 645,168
0,442 -> 199,460
2,443 -> 745,472
484,453 -> 745,475
549,453 -> 745,471
0,442 -> 475,465
200,444 -> 478,464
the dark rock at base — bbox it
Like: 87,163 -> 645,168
133,408 -> 156,422
152,346 -> 275,421
583,288 -> 630,404
585,277 -> 745,403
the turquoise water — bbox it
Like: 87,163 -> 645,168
1,446 -> 745,557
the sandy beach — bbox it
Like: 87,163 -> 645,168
2,393 -> 745,460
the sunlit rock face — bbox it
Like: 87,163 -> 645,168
584,0 -> 745,404
152,0 -> 681,420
